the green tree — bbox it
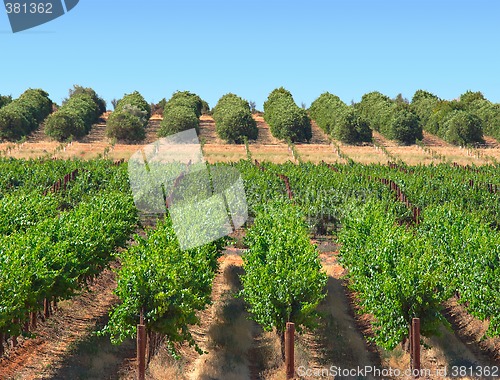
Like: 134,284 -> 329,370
411,90 -> 440,130
0,95 -> 12,109
159,105 -> 199,137
114,91 -> 151,120
309,92 -> 372,143
164,91 -> 203,118
389,104 -> 422,144
44,110 -> 86,141
106,107 -> 146,142
0,89 -> 52,140
393,93 -> 409,104
333,108 -> 372,143
443,110 -> 483,145
356,91 -> 393,133
411,90 -> 439,104
475,102 -> 500,140
45,92 -> 100,141
65,85 -> 106,115
213,93 -> 258,143
201,100 -> 211,115
309,92 -> 347,134
264,87 -> 312,142
106,91 -> 150,142
425,100 -> 456,136
459,90 -> 486,106
158,91 -> 206,137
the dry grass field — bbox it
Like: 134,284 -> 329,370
0,114 -> 499,166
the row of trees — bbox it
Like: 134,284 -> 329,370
308,89 -> 500,146
309,92 -> 372,143
1,87 -> 498,146
106,91 -> 151,142
213,93 -> 258,143
158,91 -> 204,137
348,89 -> 500,146
354,92 -> 422,145
45,86 -> 106,141
411,90 -> 499,145
0,89 -> 52,140
264,87 -> 312,142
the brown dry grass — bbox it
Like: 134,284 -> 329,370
293,144 -> 341,164
2,115 -> 500,165
428,146 -> 488,166
339,144 -> 386,164
202,144 -> 247,163
386,146 -> 436,166
250,145 -> 293,164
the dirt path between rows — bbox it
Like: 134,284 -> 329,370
139,247 -> 262,380
0,265 -> 135,380
313,238 -> 500,380
8,239 -> 497,379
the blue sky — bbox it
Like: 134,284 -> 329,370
1,0 -> 499,110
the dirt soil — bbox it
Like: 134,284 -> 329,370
0,264 -> 135,380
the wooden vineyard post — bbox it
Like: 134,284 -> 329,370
30,311 -> 37,330
24,313 -> 29,332
410,318 -> 421,377
285,322 -> 295,379
44,298 -> 50,319
137,309 -> 146,380
11,318 -> 19,348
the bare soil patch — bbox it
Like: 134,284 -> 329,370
253,116 -> 280,146
198,115 -> 222,145
308,121 -> 330,145
442,298 -> 500,364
